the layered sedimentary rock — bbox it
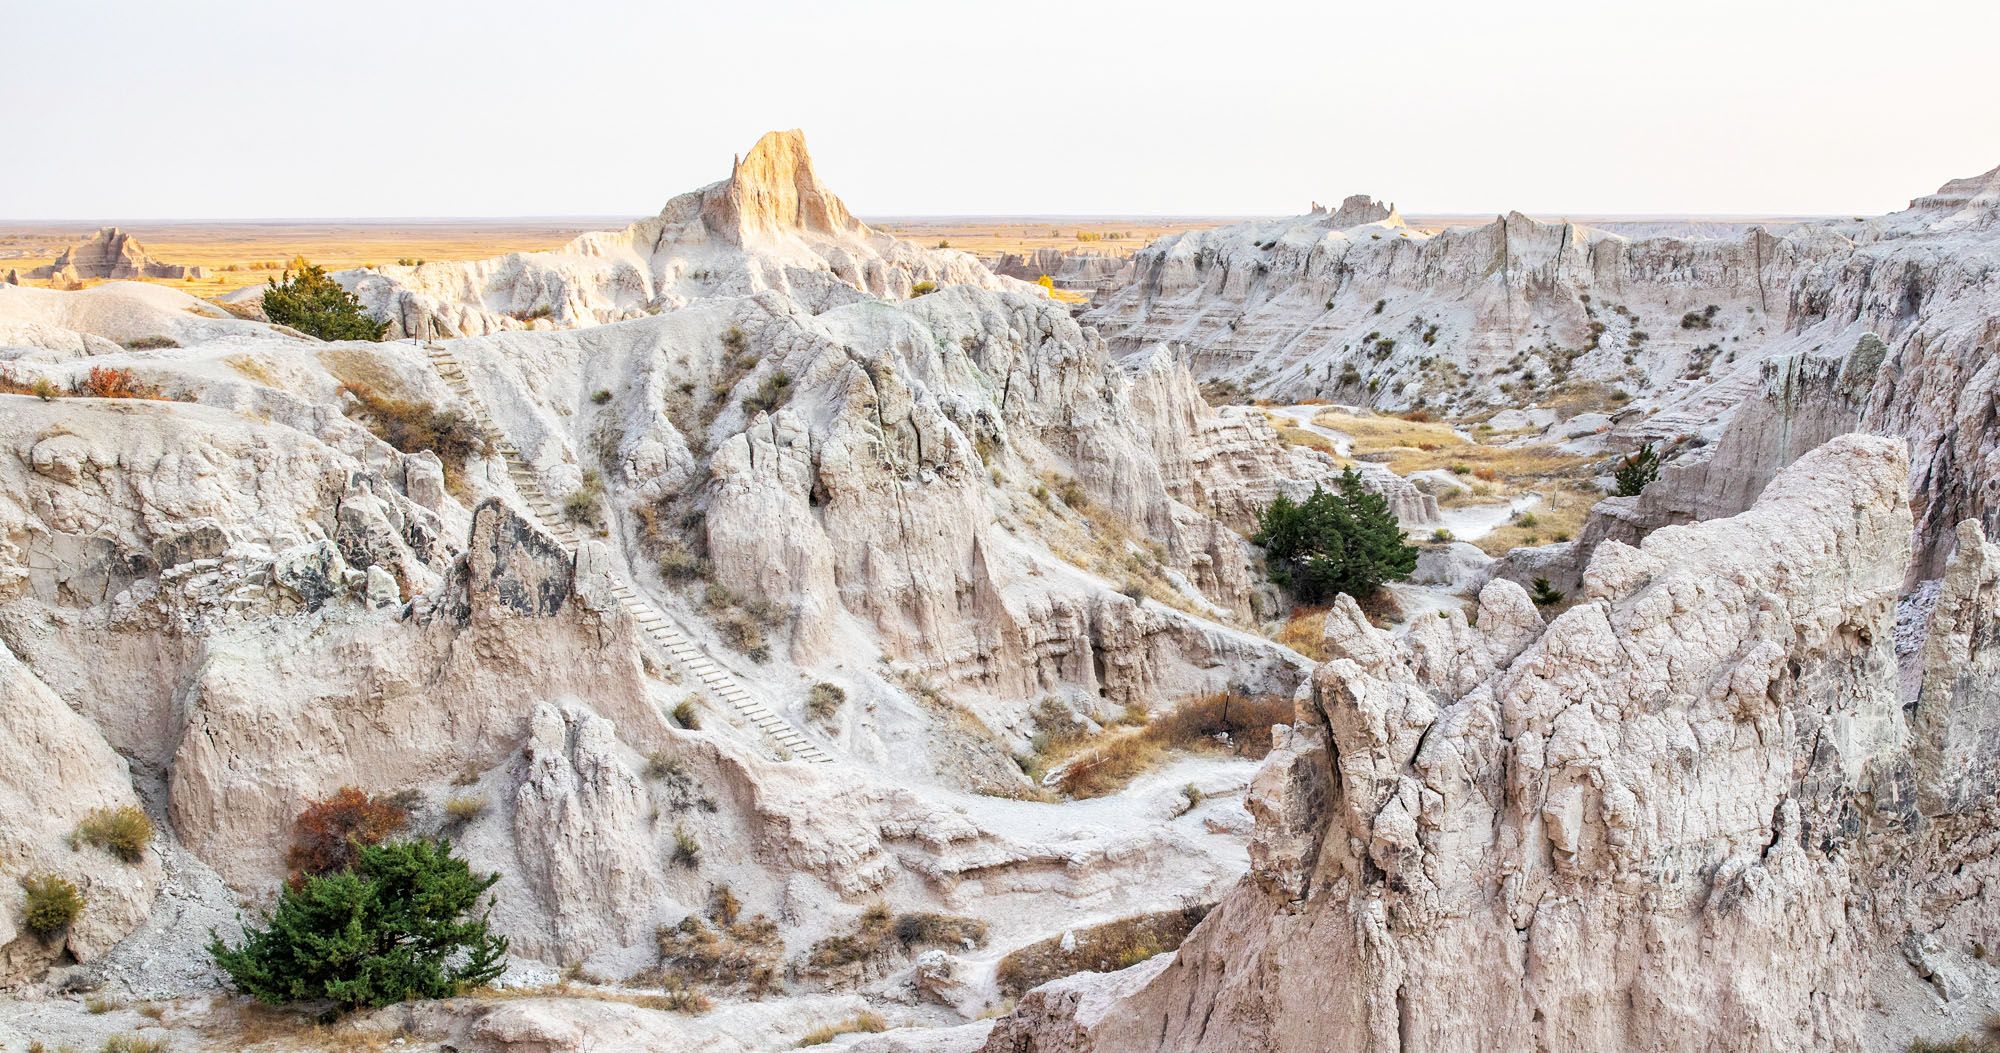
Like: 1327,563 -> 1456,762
986,436 -> 2000,1051
26,228 -> 205,283
989,248 -> 1133,299
336,130 -> 1037,339
0,168 -> 1325,994
1091,165 -> 2000,576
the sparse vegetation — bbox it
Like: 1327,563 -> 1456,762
1254,469 -> 1418,603
1272,605 -> 1330,661
339,381 -> 491,492
671,697 -> 701,730
657,912 -> 781,997
442,795 -> 489,827
996,905 -> 1211,997
21,874 -> 85,936
740,371 -> 792,415
1049,692 -> 1290,799
806,682 -> 846,721
562,469 -> 605,527
805,903 -> 989,975
120,335 -> 181,351
288,787 -> 407,879
909,281 -> 937,297
262,257 -> 387,341
74,805 -> 154,863
99,1036 -> 168,1053
798,1012 -> 888,1046
591,388 -> 612,405
1906,1016 -> 2000,1053
673,826 -> 701,867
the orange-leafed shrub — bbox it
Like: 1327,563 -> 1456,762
76,366 -> 168,400
287,787 -> 407,879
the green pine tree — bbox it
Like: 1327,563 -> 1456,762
209,839 -> 506,1012
1530,576 -> 1566,607
1254,468 -> 1418,603
261,256 -> 387,342
1613,443 -> 1660,497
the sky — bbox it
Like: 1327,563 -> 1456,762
4,0 -> 1997,221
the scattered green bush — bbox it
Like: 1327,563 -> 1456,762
209,839 -> 507,1012
20,873 -> 85,937
262,257 -> 386,341
74,805 -> 153,863
591,389 -> 612,405
909,281 -> 937,297
562,470 -> 604,526
100,1035 -> 168,1053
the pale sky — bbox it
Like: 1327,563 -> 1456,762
4,0 -> 1996,220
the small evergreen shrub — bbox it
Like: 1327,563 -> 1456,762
1530,577 -> 1565,607
262,257 -> 386,342
1614,443 -> 1661,497
209,839 -> 506,1011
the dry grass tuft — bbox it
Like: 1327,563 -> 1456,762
74,806 -> 153,863
339,380 -> 491,493
797,1011 -> 888,1046
1272,606 -> 1330,661
995,905 -> 1211,997
1051,692 -> 1290,799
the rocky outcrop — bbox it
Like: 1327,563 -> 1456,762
0,640 -> 163,984
1091,164 -> 2000,578
984,436 -> 2000,1052
338,130 -> 1039,338
26,228 -> 205,283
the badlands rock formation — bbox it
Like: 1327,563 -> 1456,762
4,132 -> 1997,1053
985,435 -> 2000,1052
0,132 -> 1358,1034
1090,166 -> 2000,576
337,130 -> 1035,339
26,227 -> 205,283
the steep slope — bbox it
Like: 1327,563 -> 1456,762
337,130 -> 1036,338
983,436 -> 2000,1051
